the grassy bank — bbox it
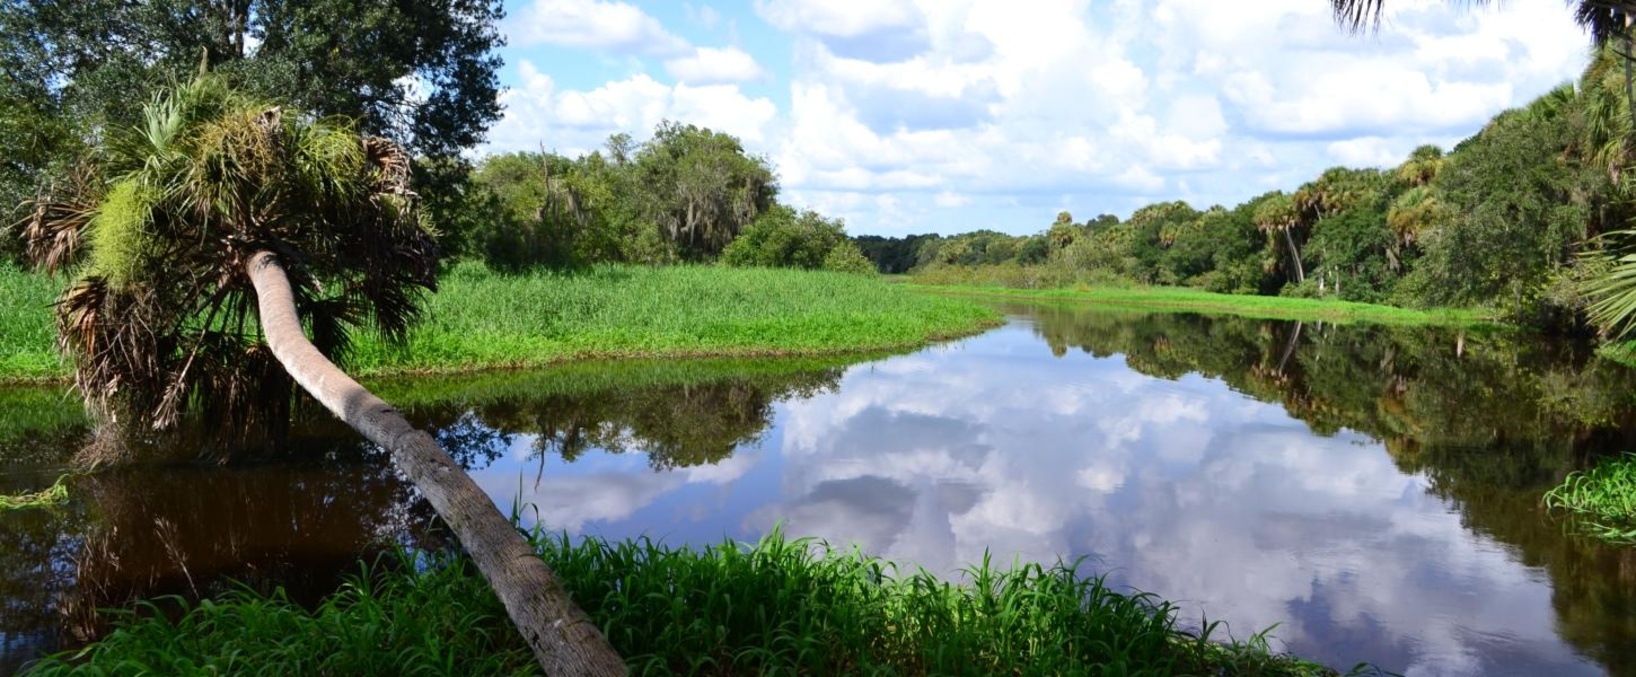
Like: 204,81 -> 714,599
0,263 -> 1000,384
349,263 -> 999,376
911,283 -> 1495,327
0,264 -> 63,382
26,530 -> 1344,676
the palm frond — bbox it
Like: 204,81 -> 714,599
28,74 -> 440,457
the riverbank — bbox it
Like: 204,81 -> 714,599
0,263 -> 1001,384
910,282 -> 1496,327
23,530 -> 1340,676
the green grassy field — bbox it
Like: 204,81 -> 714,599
0,264 -> 64,382
24,530 -> 1341,676
0,263 -> 1000,383
347,263 -> 999,375
911,283 -> 1496,327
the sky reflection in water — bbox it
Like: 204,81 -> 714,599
464,318 -> 1605,677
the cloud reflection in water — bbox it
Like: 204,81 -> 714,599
467,322 -> 1600,676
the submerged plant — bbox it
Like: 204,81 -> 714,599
1544,453 -> 1636,543
0,474 -> 71,511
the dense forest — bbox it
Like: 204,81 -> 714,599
866,48 -> 1636,335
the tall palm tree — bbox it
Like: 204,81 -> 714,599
1253,191 -> 1307,283
23,75 -> 624,675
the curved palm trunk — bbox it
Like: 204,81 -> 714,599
1281,227 -> 1306,284
246,251 -> 624,676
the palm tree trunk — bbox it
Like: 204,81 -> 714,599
245,251 -> 624,676
1282,227 -> 1306,283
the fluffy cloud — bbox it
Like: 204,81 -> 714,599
508,0 -> 690,55
762,0 -> 1588,233
487,64 -> 778,155
490,0 -> 1592,235
754,0 -> 931,62
664,46 -> 767,84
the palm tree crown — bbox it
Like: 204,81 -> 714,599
24,75 -> 437,455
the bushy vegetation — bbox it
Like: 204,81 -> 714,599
463,122 -> 780,271
721,204 -> 873,274
25,531 -> 1342,676
1545,454 -> 1636,543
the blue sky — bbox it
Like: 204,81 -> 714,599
484,0 -> 1591,237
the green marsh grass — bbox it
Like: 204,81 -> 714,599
910,281 -> 1494,327
1544,453 -> 1636,543
0,263 -> 64,382
0,263 -> 999,383
365,353 -> 880,408
24,553 -> 539,676
29,530 -> 1349,676
346,263 -> 998,375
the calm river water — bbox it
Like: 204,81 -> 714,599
5,303 -> 1636,675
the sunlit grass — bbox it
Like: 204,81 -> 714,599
0,263 -> 64,382
26,530 -> 1353,676
909,281 -> 1495,327
24,553 -> 538,676
1544,453 -> 1636,543
0,262 -> 999,383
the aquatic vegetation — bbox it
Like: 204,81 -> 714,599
1544,453 -> 1636,543
25,531 -> 1350,676
0,474 -> 71,511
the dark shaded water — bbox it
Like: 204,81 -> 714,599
6,304 -> 1636,675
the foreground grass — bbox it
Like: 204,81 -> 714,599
0,263 -> 1000,383
0,263 -> 63,382
911,282 -> 1494,327
27,531 -> 1348,676
1544,453 -> 1636,543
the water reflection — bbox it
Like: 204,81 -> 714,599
6,308 -> 1636,675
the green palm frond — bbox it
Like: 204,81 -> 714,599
1583,230 -> 1636,338
23,74 -> 438,456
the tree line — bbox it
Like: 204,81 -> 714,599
865,47 -> 1636,336
454,123 -> 872,274
0,0 -> 873,278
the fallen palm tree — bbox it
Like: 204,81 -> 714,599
24,74 -> 622,674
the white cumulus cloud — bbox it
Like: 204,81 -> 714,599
665,46 -> 767,84
508,0 -> 691,56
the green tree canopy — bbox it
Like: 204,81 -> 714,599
0,0 -> 504,262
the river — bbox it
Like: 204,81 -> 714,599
4,303 -> 1636,675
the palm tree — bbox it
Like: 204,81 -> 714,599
1395,144 -> 1445,187
1253,191 -> 1307,283
23,75 -> 624,675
